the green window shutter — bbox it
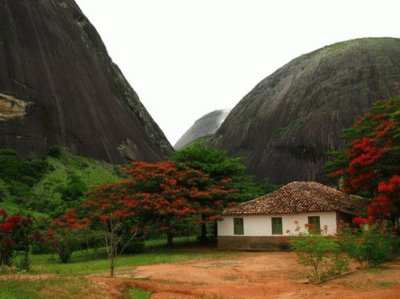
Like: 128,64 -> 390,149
271,217 -> 283,235
307,216 -> 321,234
234,218 -> 244,235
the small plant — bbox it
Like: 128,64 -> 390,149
129,287 -> 151,299
14,254 -> 31,271
290,222 -> 348,282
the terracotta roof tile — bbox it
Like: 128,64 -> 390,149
223,181 -> 361,216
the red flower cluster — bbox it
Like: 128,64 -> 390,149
329,98 -> 400,222
1,210 -> 38,265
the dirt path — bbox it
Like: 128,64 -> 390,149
104,251 -> 400,299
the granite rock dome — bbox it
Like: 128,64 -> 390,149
0,0 -> 172,162
211,38 -> 400,183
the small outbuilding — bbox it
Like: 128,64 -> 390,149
218,181 -> 360,251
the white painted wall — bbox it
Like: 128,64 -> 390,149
218,212 -> 338,236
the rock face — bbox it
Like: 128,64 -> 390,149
211,38 -> 400,184
0,0 -> 172,162
174,109 -> 230,149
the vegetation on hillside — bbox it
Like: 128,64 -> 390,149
0,147 -> 120,217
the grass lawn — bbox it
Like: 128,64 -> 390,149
129,287 -> 152,299
0,237 -> 232,298
29,236 -> 223,275
0,276 -> 107,299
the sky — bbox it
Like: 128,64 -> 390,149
74,0 -> 399,145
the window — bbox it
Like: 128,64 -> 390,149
233,218 -> 244,235
271,217 -> 283,235
307,216 -> 321,234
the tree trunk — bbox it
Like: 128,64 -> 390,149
167,231 -> 174,247
212,221 -> 218,238
110,259 -> 115,277
199,214 -> 207,242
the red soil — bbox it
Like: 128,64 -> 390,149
101,251 -> 400,298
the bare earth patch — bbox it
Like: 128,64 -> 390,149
3,251 -> 400,298
103,251 -> 400,299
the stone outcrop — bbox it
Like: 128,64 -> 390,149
211,38 -> 400,183
0,0 -> 172,162
174,109 -> 230,149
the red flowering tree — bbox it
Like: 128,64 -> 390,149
327,97 -> 400,222
123,161 -> 234,245
55,161 -> 233,276
54,185 -> 142,276
0,209 -> 38,269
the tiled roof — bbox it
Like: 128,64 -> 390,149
223,181 -> 361,216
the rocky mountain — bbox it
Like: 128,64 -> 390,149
174,109 -> 230,149
211,38 -> 400,184
0,0 -> 172,163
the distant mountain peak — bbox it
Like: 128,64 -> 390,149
174,109 -> 230,150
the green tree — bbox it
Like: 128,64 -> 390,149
171,144 -> 278,238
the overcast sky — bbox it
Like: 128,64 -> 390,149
74,0 -> 399,145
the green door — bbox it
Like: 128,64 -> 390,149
271,217 -> 283,235
307,216 -> 321,234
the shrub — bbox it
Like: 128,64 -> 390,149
289,223 -> 350,282
290,234 -> 345,282
47,145 -> 63,158
51,230 -> 81,263
340,223 -> 397,267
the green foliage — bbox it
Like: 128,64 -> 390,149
53,230 -> 88,263
47,145 -> 63,158
290,234 -> 347,282
14,254 -> 32,271
0,149 -> 48,204
340,224 -> 397,267
171,144 -> 277,203
171,144 -> 245,178
129,287 -> 151,299
58,173 -> 88,203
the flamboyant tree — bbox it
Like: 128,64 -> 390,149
123,161 -> 234,245
55,161 -> 233,276
327,97 -> 400,221
54,182 -> 143,276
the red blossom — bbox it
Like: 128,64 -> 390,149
0,209 -> 7,218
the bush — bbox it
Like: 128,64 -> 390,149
53,230 -> 81,263
340,224 -> 397,267
47,145 -> 63,158
290,234 -> 348,282
0,150 -> 49,199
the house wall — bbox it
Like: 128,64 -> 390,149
217,212 -> 339,251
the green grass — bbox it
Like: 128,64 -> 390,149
145,235 -> 197,247
0,277 -> 106,299
0,201 -> 47,219
29,246 -> 230,275
129,287 -> 151,299
2,239 -> 232,298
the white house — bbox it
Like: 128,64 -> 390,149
218,181 -> 361,250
